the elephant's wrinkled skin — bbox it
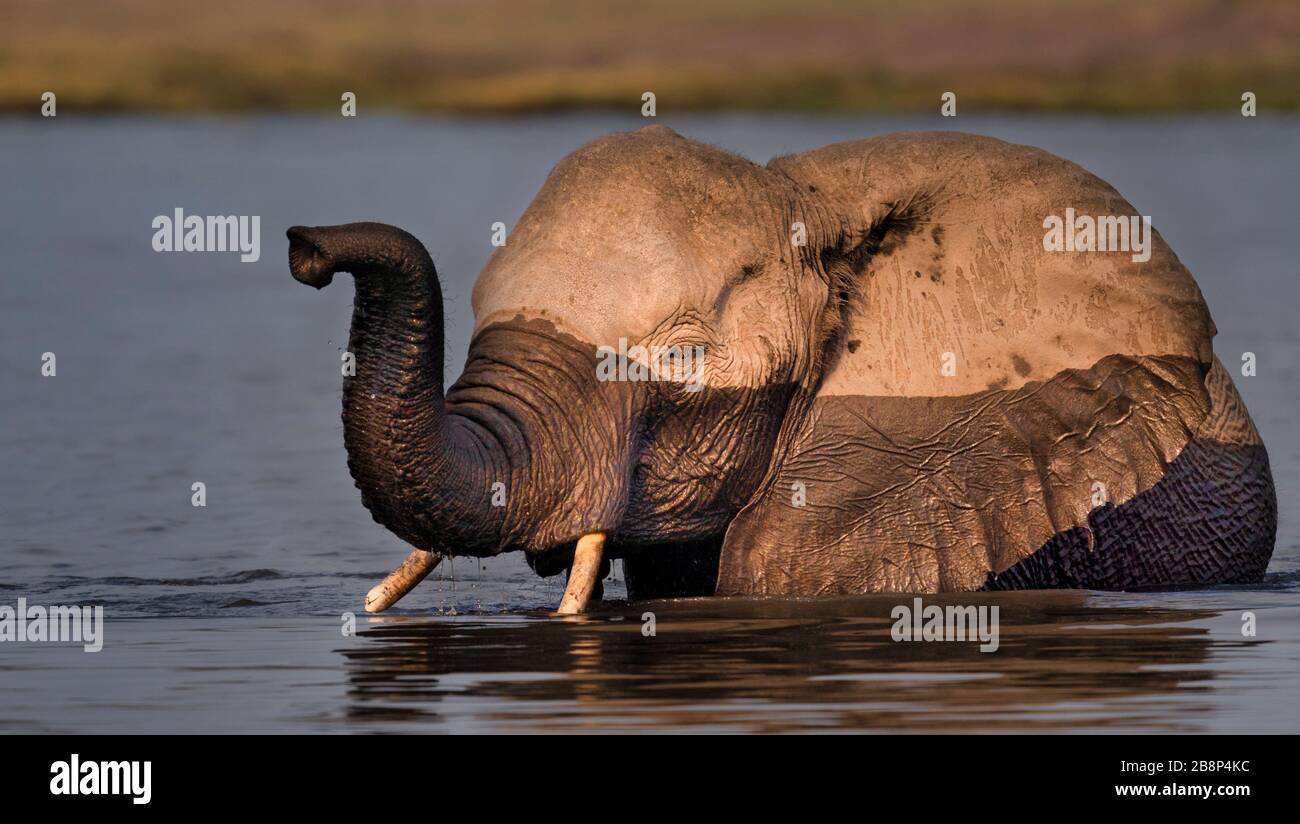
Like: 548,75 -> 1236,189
287,128 -> 1275,607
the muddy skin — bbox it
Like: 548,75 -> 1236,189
288,127 -> 1275,609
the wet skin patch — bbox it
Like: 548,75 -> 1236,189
717,355 -> 1275,596
985,439 -> 1274,590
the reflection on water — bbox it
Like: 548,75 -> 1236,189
0,592 -> 1293,733
341,593 -> 1262,733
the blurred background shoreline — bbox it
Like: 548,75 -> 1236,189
6,0 -> 1299,114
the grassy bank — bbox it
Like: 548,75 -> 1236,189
5,0 -> 1299,114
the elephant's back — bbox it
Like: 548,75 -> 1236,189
771,131 -> 1216,399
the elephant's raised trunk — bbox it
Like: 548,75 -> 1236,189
287,223 -> 630,613
287,223 -> 504,554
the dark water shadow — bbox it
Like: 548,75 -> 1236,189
336,591 -> 1263,732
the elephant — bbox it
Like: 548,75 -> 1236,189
286,126 -> 1275,613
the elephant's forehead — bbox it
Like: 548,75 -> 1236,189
472,188 -> 764,347
470,125 -> 790,344
471,218 -> 713,346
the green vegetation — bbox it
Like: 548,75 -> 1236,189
5,0 -> 1298,113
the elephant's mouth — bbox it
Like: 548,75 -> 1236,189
367,532 -> 616,616
527,533 -> 725,602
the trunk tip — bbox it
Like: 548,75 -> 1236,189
287,226 -> 336,289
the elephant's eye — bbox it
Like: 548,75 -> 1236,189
648,337 -> 709,391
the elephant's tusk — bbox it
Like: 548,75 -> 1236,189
557,533 -> 606,615
364,549 -> 441,613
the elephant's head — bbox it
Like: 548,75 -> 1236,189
290,126 -> 1267,612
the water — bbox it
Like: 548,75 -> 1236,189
2,114 -> 1298,732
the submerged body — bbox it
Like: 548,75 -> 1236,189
287,128 -> 1275,610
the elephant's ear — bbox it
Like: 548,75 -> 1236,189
717,132 -> 1231,595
